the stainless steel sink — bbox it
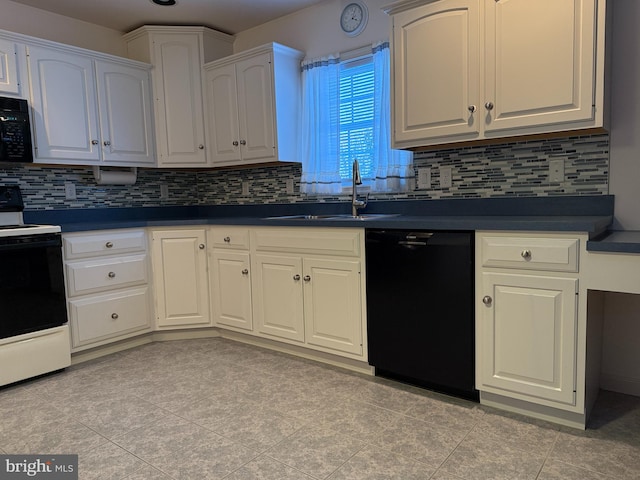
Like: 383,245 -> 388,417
264,213 -> 399,221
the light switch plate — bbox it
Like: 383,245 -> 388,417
286,178 -> 294,194
64,182 -> 76,200
549,159 -> 565,183
439,166 -> 452,189
417,167 -> 431,189
160,184 -> 169,199
242,181 -> 250,196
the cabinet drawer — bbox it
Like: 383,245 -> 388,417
481,236 -> 579,272
69,287 -> 151,347
209,227 -> 250,249
63,230 -> 147,259
65,254 -> 148,296
253,228 -> 361,257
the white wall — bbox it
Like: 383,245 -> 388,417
609,0 -> 640,230
0,0 -> 126,56
234,0 -> 392,58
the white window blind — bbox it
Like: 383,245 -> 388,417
339,58 -> 375,181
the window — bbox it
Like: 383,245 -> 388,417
339,58 -> 375,181
299,43 -> 413,195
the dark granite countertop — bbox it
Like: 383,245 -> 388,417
586,230 -> 640,254
24,195 -> 617,248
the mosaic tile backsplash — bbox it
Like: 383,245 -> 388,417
0,133 -> 609,211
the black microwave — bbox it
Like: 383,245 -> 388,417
0,96 -> 33,163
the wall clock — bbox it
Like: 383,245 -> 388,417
340,1 -> 368,37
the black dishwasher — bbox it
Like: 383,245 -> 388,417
365,229 -> 478,401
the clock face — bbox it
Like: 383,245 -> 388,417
341,2 -> 367,36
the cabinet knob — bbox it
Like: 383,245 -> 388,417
242,268 -> 249,275
199,244 -> 205,249
198,144 -> 205,150
105,242 -> 113,248
521,249 -> 532,260
232,141 -> 239,146
303,275 -> 311,282
239,140 -> 247,145
108,271 -> 116,278
468,105 -> 477,113
485,102 -> 494,111
103,140 -> 111,146
91,139 -> 99,145
293,274 -> 301,281
224,237 -> 231,243
482,295 -> 492,306
111,313 -> 119,319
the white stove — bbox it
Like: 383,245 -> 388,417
0,185 -> 69,387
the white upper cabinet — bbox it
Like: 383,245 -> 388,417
0,38 -> 21,96
385,0 -> 606,149
95,61 -> 154,165
484,0 -> 598,134
27,44 -> 154,166
28,46 -> 101,162
124,26 -> 234,168
203,43 -> 303,167
391,0 -> 481,143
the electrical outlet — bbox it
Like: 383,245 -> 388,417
286,178 -> 294,194
241,181 -> 250,196
417,167 -> 431,190
64,182 -> 76,200
439,166 -> 452,189
160,184 -> 169,199
549,159 -> 565,183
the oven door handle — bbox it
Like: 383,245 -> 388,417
0,234 -> 61,251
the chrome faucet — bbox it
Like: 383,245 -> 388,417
351,159 -> 368,217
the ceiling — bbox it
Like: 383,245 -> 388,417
7,0 -> 330,35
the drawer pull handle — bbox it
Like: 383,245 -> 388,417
111,313 -> 119,319
242,268 -> 249,275
483,295 -> 492,306
105,242 -> 114,248
224,237 -> 231,243
303,275 -> 311,282
521,249 -> 532,260
293,274 -> 301,281
108,271 -> 116,278
199,244 -> 205,249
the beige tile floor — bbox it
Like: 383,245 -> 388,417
1,337 -> 639,479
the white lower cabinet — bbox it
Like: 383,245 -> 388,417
151,229 -> 210,329
250,227 -> 365,359
302,257 -> 363,356
478,272 -> 578,406
252,253 -> 305,342
63,229 -> 152,351
210,250 -> 253,331
476,231 -> 585,419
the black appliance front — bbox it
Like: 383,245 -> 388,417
0,233 -> 67,339
365,229 -> 478,401
0,96 -> 33,163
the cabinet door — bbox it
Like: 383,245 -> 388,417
479,272 -> 578,406
484,0 -> 597,132
252,253 -> 304,342
210,250 -> 253,331
95,61 -> 154,165
27,46 -> 100,161
151,229 -> 210,328
204,63 -> 241,165
392,0 -> 480,145
235,53 -> 276,162
0,39 -> 19,95
151,33 -> 207,166
303,258 -> 363,356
